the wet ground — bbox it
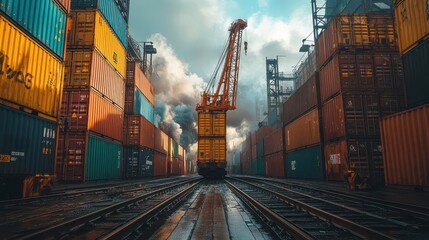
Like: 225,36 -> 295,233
149,181 -> 273,240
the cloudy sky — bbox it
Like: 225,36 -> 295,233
128,0 -> 314,154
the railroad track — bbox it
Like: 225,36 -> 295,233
0,177 -> 201,240
229,176 -> 429,239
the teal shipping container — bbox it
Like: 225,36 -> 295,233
286,145 -> 324,180
256,141 -> 264,158
172,140 -> 179,158
251,157 -> 265,176
71,0 -> 127,47
0,0 -> 67,58
135,89 -> 154,123
123,146 -> 153,178
0,105 -> 56,176
86,135 -> 121,180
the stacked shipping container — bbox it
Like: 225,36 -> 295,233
0,0 -> 68,198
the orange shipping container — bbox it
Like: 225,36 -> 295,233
380,104 -> 429,187
125,115 -> 155,149
67,10 -> 126,77
61,90 -> 123,141
0,15 -> 64,120
394,0 -> 429,55
284,109 -> 320,151
154,128 -> 169,154
265,152 -> 285,178
153,151 -> 167,176
198,138 -> 226,162
64,50 -> 125,108
126,62 -> 155,105
264,130 -> 284,155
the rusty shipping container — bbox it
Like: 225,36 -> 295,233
126,62 -> 155,105
284,109 -> 320,151
198,112 -> 226,137
264,129 -> 284,156
61,90 -> 123,141
67,10 -> 126,77
394,0 -> 429,55
264,152 -> 285,178
325,139 -> 384,185
153,151 -> 167,177
283,73 -> 318,124
64,50 -> 125,108
319,51 -> 404,102
154,128 -> 169,154
124,115 -> 155,149
380,104 -> 429,188
0,15 -> 64,120
317,13 -> 396,67
56,0 -> 71,13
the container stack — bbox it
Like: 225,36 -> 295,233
0,0 -> 69,198
318,14 -> 405,185
379,0 -> 429,189
56,0 -> 129,182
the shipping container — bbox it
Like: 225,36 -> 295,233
197,138 -> 226,162
71,0 -> 127,47
283,73 -> 318,124
154,128 -> 169,154
324,140 -> 349,181
284,109 -> 320,151
124,115 -> 155,149
240,137 -> 252,175
251,157 -> 264,176
286,145 -> 324,180
394,0 -> 429,55
61,90 -> 124,141
0,105 -> 56,176
197,112 -> 226,137
264,152 -> 285,178
153,151 -> 167,176
380,104 -> 429,187
0,16 -> 64,119
0,0 -> 67,58
56,132 -> 121,181
126,62 -> 155,105
64,50 -> 125,108
133,89 -> 154,123
403,39 -> 429,107
263,130 -> 283,156
317,13 -> 396,67
55,0 -> 71,13
67,11 -> 126,77
123,146 -> 153,178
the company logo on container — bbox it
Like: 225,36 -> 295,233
0,51 -> 33,89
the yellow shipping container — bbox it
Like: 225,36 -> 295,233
67,10 -> 126,77
0,16 -> 64,119
198,138 -> 226,162
198,112 -> 226,136
395,0 -> 429,55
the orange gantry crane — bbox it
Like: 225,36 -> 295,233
196,19 -> 247,178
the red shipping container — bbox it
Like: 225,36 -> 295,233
284,109 -> 320,151
56,133 -> 86,182
153,151 -> 167,176
264,129 -> 284,155
264,152 -> 285,178
381,104 -> 429,187
64,50 -> 125,108
61,90 -> 123,141
125,115 -> 155,149
154,128 -> 169,154
126,62 -> 155,105
283,73 -> 318,124
325,140 -> 348,181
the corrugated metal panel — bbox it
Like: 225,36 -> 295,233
67,11 -> 126,77
283,73 -> 318,124
264,152 -> 285,178
197,138 -> 226,162
0,16 -> 64,119
284,109 -> 320,151
125,115 -> 155,149
0,0 -> 67,58
153,151 -> 167,176
123,146 -> 153,178
394,0 -> 429,55
251,158 -> 264,176
286,145 -> 324,180
403,39 -> 429,107
317,13 -> 396,67
134,89 -> 154,123
86,135 -> 121,180
322,95 -> 347,141
64,50 -> 125,108
213,113 -> 226,136
71,0 -> 127,47
264,128 -> 283,155
154,128 -> 169,154
126,62 -> 155,105
56,133 -> 86,181
325,140 -> 348,181
55,0 -> 71,13
198,113 -> 211,136
0,105 -> 56,176
197,112 -> 226,137
61,90 -> 123,141
381,104 -> 429,187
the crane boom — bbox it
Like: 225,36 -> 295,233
196,19 -> 247,112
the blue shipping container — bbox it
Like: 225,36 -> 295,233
71,0 -> 127,47
86,135 -> 121,180
0,0 -> 67,58
0,105 -> 56,176
135,89 -> 154,123
286,145 -> 324,180
124,146 -> 153,178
